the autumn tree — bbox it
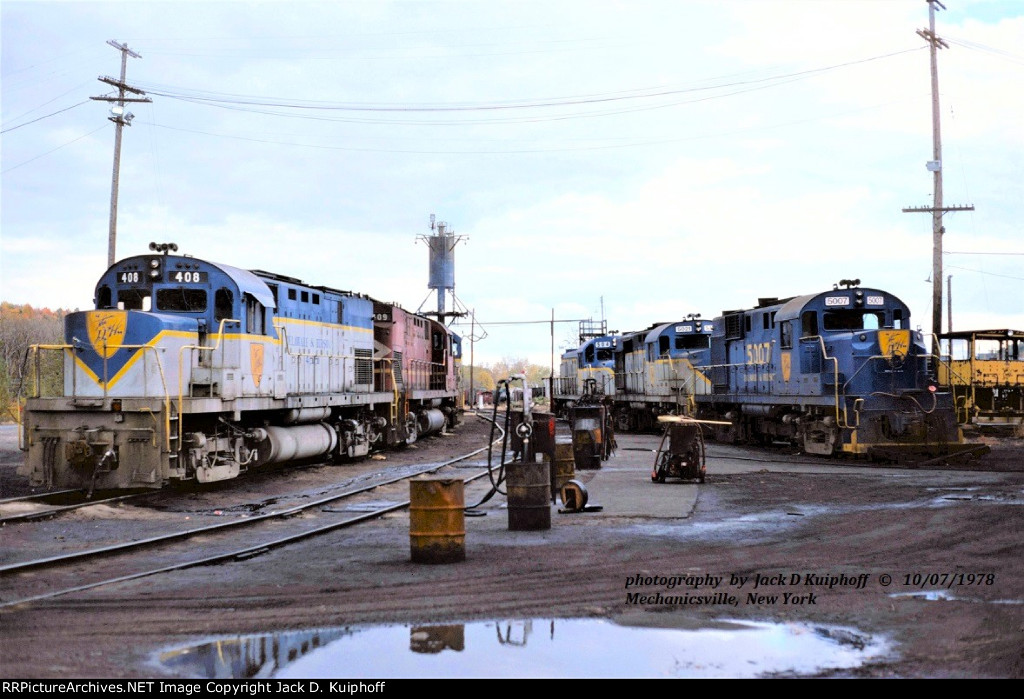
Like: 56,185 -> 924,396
460,365 -> 495,393
0,303 -> 65,420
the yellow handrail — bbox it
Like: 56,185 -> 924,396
20,342 -> 172,450
177,318 -> 240,447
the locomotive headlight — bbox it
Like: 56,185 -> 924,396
149,269 -> 160,279
859,334 -> 866,342
149,259 -> 160,268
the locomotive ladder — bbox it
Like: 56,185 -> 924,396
166,403 -> 181,475
389,361 -> 400,424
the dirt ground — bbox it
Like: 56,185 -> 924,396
0,417 -> 1022,679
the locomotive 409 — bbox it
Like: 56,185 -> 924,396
18,244 -> 462,491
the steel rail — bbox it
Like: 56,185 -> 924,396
0,416 -> 507,610
0,491 -> 151,525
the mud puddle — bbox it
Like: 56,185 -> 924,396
156,617 -> 892,679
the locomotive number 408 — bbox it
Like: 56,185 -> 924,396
170,271 -> 206,283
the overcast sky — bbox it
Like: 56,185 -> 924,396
2,0 -> 1022,371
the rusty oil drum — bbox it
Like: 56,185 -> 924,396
409,477 -> 465,563
506,459 -> 551,530
551,438 -> 575,498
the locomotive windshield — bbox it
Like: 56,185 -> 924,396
156,288 -> 207,313
117,288 -> 151,311
823,310 -> 885,331
676,335 -> 711,350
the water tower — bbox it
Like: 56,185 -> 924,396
417,214 -> 468,324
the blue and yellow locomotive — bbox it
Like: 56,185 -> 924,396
18,244 -> 461,491
551,332 -> 618,414
611,316 -> 713,431
697,281 -> 964,460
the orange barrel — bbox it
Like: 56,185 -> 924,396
409,477 -> 465,563
552,438 -> 575,496
506,459 -> 551,531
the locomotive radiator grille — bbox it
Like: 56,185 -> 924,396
355,348 -> 373,385
392,351 -> 404,386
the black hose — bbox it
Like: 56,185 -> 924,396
465,379 -> 514,510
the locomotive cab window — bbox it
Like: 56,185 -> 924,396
156,288 -> 207,313
215,288 -> 233,323
780,321 -> 793,349
97,285 -> 113,309
942,338 -> 970,361
801,311 -> 818,337
976,338 -> 1022,361
245,293 -> 266,334
892,309 -> 905,329
118,288 -> 151,311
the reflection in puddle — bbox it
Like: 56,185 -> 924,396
890,589 -> 959,601
157,618 -> 892,679
889,590 -> 1024,605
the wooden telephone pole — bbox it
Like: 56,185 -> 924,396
902,1 -> 973,346
90,40 -> 151,267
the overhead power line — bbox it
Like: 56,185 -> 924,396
0,101 -> 91,134
135,47 -> 923,114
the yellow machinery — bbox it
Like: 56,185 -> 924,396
938,329 -> 1024,431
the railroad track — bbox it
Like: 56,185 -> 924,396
0,418 -> 510,611
0,490 -> 156,525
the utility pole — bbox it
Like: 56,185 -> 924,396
947,274 -> 953,333
470,310 -> 476,408
90,41 -> 151,267
902,1 -> 973,348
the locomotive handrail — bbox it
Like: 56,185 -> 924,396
273,323 -> 289,369
929,351 -> 976,424
19,342 -> 173,451
178,318 -> 241,448
807,335 -> 845,429
702,335 -> 846,428
840,352 -> 927,394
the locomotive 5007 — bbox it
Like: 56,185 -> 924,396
18,244 -> 462,491
698,282 -> 964,460
554,282 -> 978,462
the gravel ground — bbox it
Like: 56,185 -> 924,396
1,417 -> 1021,679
